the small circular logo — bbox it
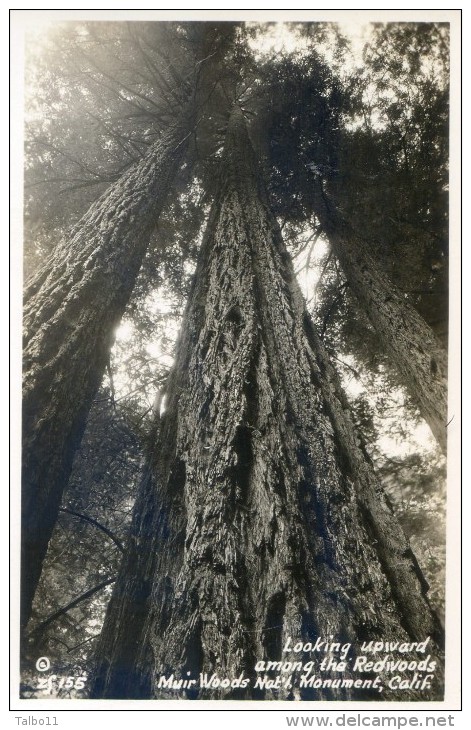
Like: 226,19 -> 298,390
35,656 -> 50,672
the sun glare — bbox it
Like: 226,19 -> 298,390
247,22 -> 310,59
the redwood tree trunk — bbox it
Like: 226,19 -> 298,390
91,109 -> 443,701
21,111 -> 193,634
313,193 -> 448,453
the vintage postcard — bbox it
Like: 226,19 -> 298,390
10,8 -> 461,719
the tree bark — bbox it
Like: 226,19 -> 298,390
312,190 -> 448,453
21,109 -> 193,635
91,108 -> 443,701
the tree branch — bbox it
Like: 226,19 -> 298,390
320,281 -> 349,339
59,507 -> 124,553
28,576 -> 116,638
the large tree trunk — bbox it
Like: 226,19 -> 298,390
90,108 -> 443,701
312,191 -> 448,453
21,110 -> 193,635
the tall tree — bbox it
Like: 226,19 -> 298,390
258,36 -> 449,451
22,110 -> 192,635
21,18 -> 243,636
90,109 -> 443,701
311,193 -> 448,452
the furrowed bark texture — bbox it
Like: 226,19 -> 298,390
313,192 -> 448,453
21,113 -> 192,634
91,109 -> 443,701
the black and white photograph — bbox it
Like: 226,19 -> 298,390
11,8 -> 461,712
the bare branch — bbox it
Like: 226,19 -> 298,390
59,507 -> 124,553
28,576 -> 116,639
